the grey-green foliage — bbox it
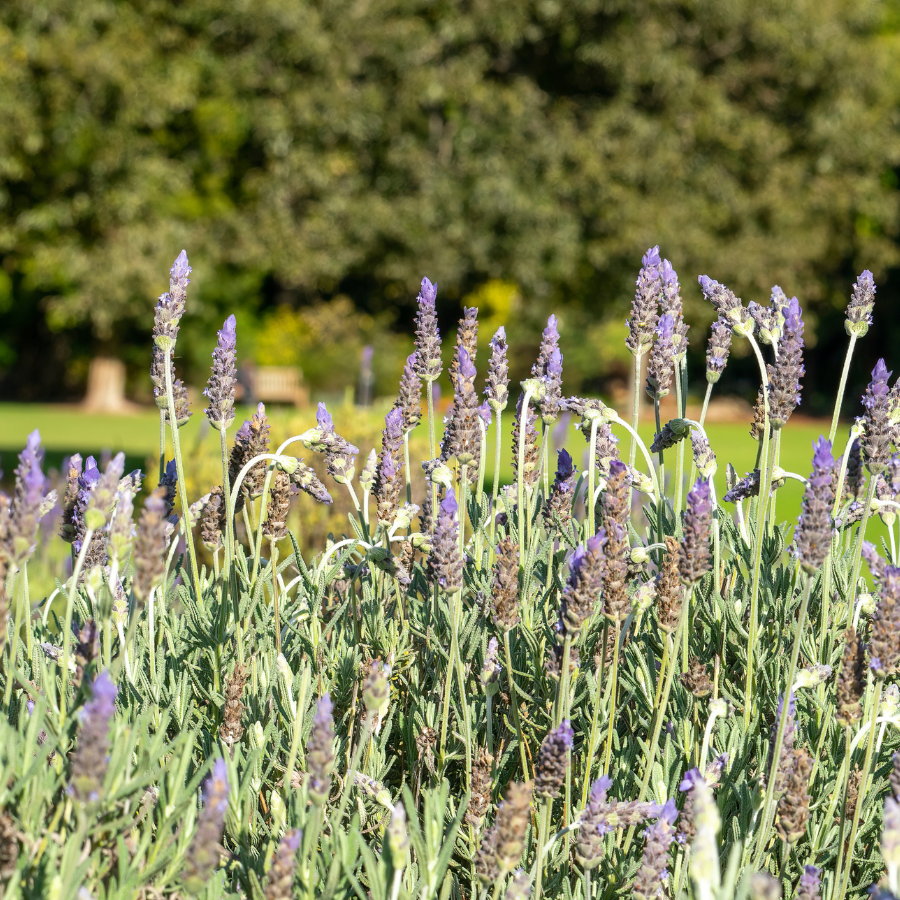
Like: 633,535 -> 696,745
0,0 -> 898,345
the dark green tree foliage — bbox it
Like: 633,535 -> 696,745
0,0 -> 898,385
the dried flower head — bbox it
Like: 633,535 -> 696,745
533,315 -> 563,422
494,781 -> 533,875
656,536 -> 682,632
775,746 -> 812,843
375,407 -> 405,525
201,486 -> 226,551
626,247 -> 662,356
220,662 -> 246,747
559,533 -> 604,639
491,536 -> 520,631
443,348 -> 481,469
511,393 -> 540,491
836,627 -> 866,726
534,720 -> 573,799
204,315 -> 237,431
467,747 -> 494,829
59,454 -> 83,543
229,404 -> 271,512
544,449 -> 578,533
262,470 -> 294,542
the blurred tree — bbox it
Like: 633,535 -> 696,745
0,0 -> 898,399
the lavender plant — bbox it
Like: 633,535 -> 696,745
3,252 -> 900,900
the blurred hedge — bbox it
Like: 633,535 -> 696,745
2,0 -> 900,401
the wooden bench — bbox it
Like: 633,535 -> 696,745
243,365 -> 308,407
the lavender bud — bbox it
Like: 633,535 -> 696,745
705,321 -> 733,384
306,694 -> 335,805
576,776 -> 612,869
534,720 -> 574,799
427,493 -> 463,592
69,670 -> 117,803
359,449 -> 378,493
795,437 -> 836,573
491,537 -> 520,631
290,462 -> 332,505
387,802 -> 410,860
413,277 -> 442,381
304,403 -> 359,484
870,565 -> 900,678
152,250 -> 191,349
651,418 -> 691,454
265,829 -> 302,900
862,360 -> 893,474
767,297 -> 804,430
486,326 -> 510,411
132,489 -> 169,601
626,247 -> 662,356
797,865 -> 822,900
632,799 -> 678,900
679,479 -> 712,583
183,758 -> 230,891
846,269 -> 875,338
394,352 -> 423,434
646,314 -> 677,401
204,315 -> 237,431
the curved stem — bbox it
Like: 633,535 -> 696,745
829,334 -> 858,445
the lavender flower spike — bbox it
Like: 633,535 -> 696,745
698,275 -> 749,331
534,720 -> 574,799
413,277 -> 442,382
626,246 -> 662,356
426,492 -> 463,592
84,452 -> 125,532
646,313 -> 676,401
204,314 -> 237,431
797,865 -> 822,900
153,250 -> 191,349
870,565 -> 900,678
679,478 -> 712,583
266,829 -> 302,899
767,296 -> 804,430
307,693 -> 335,805
184,758 -> 230,891
705,321 -> 733,384
69,670 -> 117,803
846,269 -> 875,338
486,326 -> 510,411
632,798 -> 678,900
796,437 -> 836,574
8,429 -> 47,566
575,776 -> 613,868
659,259 -> 689,361
862,359 -> 893,474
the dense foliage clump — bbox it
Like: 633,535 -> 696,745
3,249 -> 900,900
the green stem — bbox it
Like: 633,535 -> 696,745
532,802 -> 551,900
504,630 -> 530,780
837,680 -> 880,899
750,575 -> 814,867
488,407 -> 503,568
579,621 -> 608,809
674,368 -> 686,518
158,408 -> 167,483
59,528 -> 94,726
629,352 -> 643,469
847,473 -> 879,608
163,348 -> 201,601
829,334 -> 858,445
622,592 -> 690,853
602,618 -> 621,775
587,418 -> 600,536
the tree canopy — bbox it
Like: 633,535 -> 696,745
1,0 -> 899,396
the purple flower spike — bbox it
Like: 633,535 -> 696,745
535,720 -> 574,798
307,693 -> 335,805
846,270 -> 876,338
647,313 -> 677,400
419,276 -> 437,306
458,347 -> 477,383
184,757 -> 230,890
69,670 -> 118,802
679,478 -> 712,583
547,348 -> 563,378
796,436 -> 836,573
414,277 -> 442,381
643,246 -> 661,268
204,314 -> 238,431
798,865 -> 821,900
627,248 -> 662,356
427,489 -> 463,591
862,359 -> 894,474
